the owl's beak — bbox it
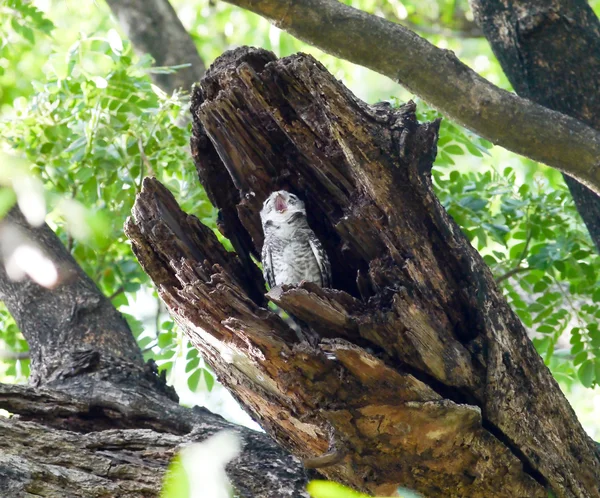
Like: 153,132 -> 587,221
274,194 -> 287,213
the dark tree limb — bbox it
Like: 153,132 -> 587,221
125,48 -> 600,497
220,0 -> 600,196
105,0 -> 205,93
0,210 -> 308,495
0,208 -> 143,386
470,0 -> 600,252
0,383 -> 308,497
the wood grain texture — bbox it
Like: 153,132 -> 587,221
125,47 -> 600,497
221,0 -> 600,195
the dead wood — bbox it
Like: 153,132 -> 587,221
125,47 -> 600,497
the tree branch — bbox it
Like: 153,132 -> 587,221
0,208 -> 143,385
223,0 -> 600,195
105,0 -> 205,94
0,382 -> 309,498
470,0 -> 600,252
495,266 -> 530,284
0,350 -> 29,360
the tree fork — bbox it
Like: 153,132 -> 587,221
125,47 -> 600,497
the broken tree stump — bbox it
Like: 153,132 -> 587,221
125,47 -> 600,497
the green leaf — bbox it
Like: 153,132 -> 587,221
158,332 -> 173,348
459,196 -> 488,211
570,342 -> 585,356
187,368 -> 201,392
444,144 -> 464,155
123,313 -> 144,338
203,369 -> 215,391
509,242 -> 527,260
185,357 -> 200,373
307,480 -> 371,498
537,325 -> 554,334
578,360 -> 594,388
160,455 -> 190,498
574,351 -> 588,366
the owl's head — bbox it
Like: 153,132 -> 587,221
260,190 -> 306,229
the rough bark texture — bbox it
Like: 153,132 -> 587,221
125,47 -> 600,497
0,383 -> 308,497
470,0 -> 600,252
0,208 -> 143,386
105,0 -> 205,93
221,0 -> 600,196
0,207 -> 308,496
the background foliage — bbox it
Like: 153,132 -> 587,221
1,0 -> 599,437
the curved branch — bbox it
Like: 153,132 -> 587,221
223,0 -> 600,195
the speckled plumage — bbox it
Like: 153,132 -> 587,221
260,191 -> 331,288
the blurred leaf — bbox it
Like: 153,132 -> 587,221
307,480 -> 371,498
578,360 -> 595,388
160,455 -> 190,498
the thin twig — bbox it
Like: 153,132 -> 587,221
0,351 -> 30,360
141,340 -> 158,354
137,137 -> 155,189
496,212 -> 533,284
495,266 -> 530,284
108,286 -> 125,300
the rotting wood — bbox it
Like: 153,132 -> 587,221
125,47 -> 600,497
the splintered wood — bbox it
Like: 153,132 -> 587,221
125,47 -> 600,497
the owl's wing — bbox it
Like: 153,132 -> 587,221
262,238 -> 276,289
308,232 -> 332,288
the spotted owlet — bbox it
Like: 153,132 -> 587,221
260,191 -> 331,289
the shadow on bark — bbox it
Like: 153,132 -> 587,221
124,47 -> 600,497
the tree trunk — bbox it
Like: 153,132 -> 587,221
470,0 -> 600,252
125,47 -> 600,497
105,0 -> 205,94
0,208 -> 307,497
0,208 -> 143,386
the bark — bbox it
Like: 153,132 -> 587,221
0,207 -> 308,496
125,47 -> 600,497
0,208 -> 143,386
0,383 -> 308,497
221,0 -> 600,196
105,0 -> 205,93
470,0 -> 600,252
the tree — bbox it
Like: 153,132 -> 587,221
471,0 -> 600,252
1,0 -> 599,497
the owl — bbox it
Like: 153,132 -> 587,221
260,191 -> 331,289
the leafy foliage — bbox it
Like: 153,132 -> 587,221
417,102 -> 600,388
307,480 -> 422,498
0,18 -> 215,385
